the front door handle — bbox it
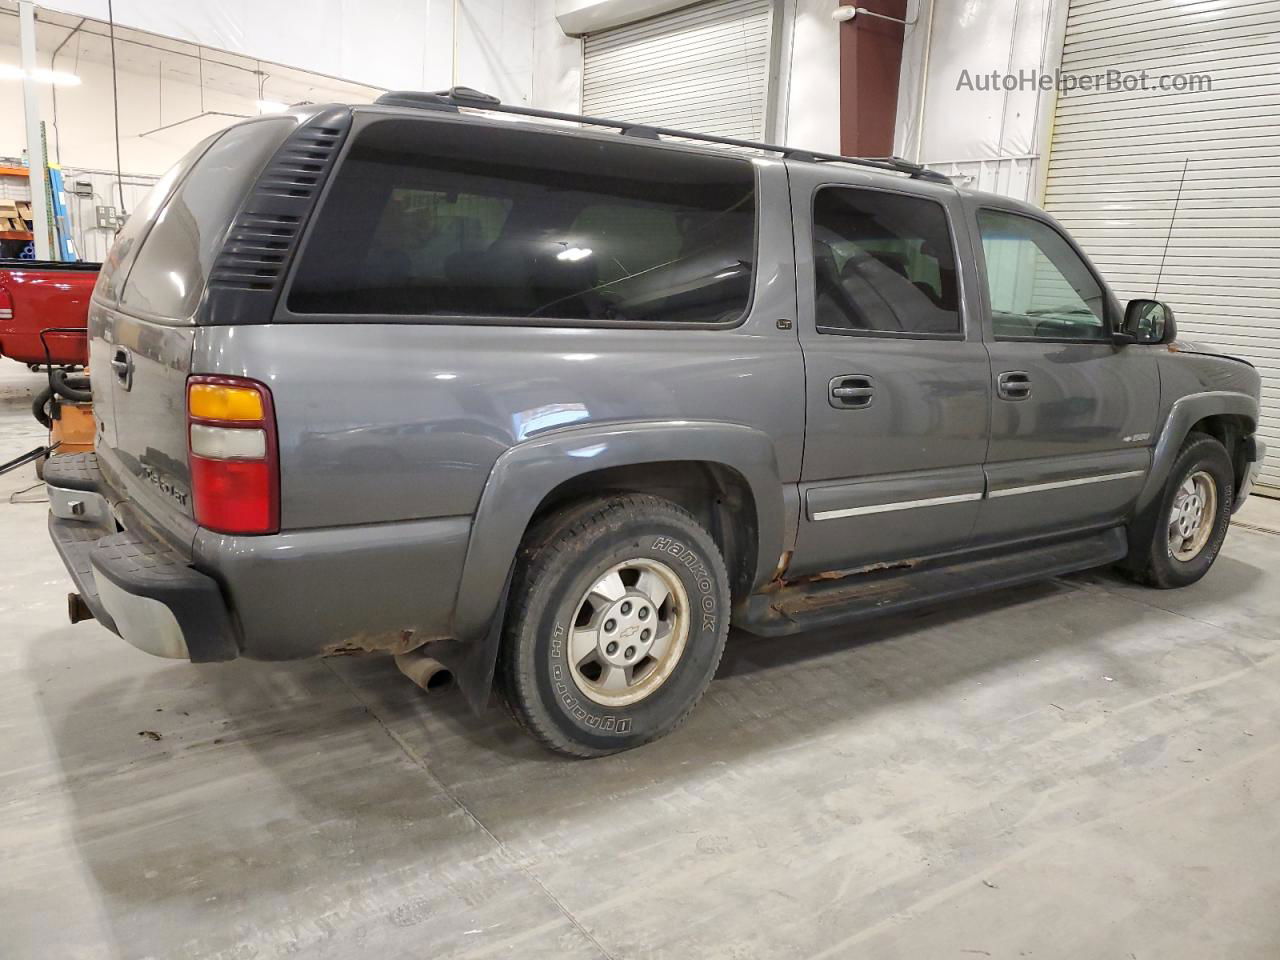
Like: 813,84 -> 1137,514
997,370 -> 1031,401
830,375 -> 874,409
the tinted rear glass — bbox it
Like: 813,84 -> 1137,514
117,117 -> 294,322
286,118 -> 757,324
812,187 -> 961,337
96,135 -> 215,305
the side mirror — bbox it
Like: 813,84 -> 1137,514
1118,299 -> 1177,345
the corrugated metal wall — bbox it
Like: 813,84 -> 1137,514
1045,0 -> 1280,489
581,0 -> 774,140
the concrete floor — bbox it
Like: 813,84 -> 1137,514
4,358 -> 1280,960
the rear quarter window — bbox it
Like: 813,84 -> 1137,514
117,117 -> 295,323
285,117 -> 757,325
95,135 -> 214,306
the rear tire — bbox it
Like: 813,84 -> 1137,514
1124,434 -> 1234,589
499,494 -> 730,758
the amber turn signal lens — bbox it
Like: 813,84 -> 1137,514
189,383 -> 265,422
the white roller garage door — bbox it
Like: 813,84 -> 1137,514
1044,0 -> 1280,490
581,0 -> 774,141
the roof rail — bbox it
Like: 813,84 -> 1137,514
373,87 -> 951,185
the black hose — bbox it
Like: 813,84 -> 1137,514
50,369 -> 92,403
32,385 -> 54,429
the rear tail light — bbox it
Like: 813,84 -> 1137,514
186,376 -> 279,534
0,288 -> 12,322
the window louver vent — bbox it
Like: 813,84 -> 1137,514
210,122 -> 346,294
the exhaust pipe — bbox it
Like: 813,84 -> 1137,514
394,648 -> 453,692
67,592 -> 94,624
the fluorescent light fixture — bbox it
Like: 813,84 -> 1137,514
256,99 -> 289,114
830,5 -> 915,25
32,67 -> 80,85
0,64 -> 80,85
556,246 -> 592,262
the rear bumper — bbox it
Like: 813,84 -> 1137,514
46,452 -> 473,662
46,454 -> 238,661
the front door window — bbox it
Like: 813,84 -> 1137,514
978,209 -> 1107,341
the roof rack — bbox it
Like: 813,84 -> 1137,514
374,87 -> 951,185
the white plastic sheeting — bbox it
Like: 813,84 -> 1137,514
777,0 -> 841,153
32,0 -> 842,156
34,0 -> 543,97
895,0 -> 1068,201
535,0 -> 584,112
557,0 -> 710,35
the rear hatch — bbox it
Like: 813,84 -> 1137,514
88,117 -> 296,544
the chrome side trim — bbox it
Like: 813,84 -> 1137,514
812,469 -> 1150,521
988,469 -> 1146,500
812,492 -> 983,522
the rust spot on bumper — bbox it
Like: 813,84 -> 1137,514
321,629 -> 445,657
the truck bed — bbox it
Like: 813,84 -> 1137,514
0,259 -> 100,366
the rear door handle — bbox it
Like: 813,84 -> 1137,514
997,370 -> 1031,401
111,346 -> 133,389
830,375 -> 874,409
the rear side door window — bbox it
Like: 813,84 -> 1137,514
977,209 -> 1108,341
285,118 -> 757,325
812,186 -> 962,338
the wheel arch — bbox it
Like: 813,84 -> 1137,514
1185,412 -> 1255,499
1126,391 -> 1258,568
528,459 -> 760,602
1137,391 -> 1257,519
434,420 -> 786,709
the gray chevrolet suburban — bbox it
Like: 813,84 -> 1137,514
45,89 -> 1265,757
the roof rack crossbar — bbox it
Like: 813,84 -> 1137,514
374,87 -> 950,184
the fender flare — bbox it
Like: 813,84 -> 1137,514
435,420 -> 786,708
1134,390 -> 1257,519
1125,390 -> 1257,567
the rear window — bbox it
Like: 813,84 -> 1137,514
286,118 -> 757,324
96,135 -> 214,305
117,117 -> 294,322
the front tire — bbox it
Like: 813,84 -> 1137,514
499,494 -> 731,758
1126,433 -> 1234,589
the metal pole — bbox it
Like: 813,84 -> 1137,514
19,1 -> 54,260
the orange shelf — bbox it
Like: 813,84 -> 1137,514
0,166 -> 30,177
0,230 -> 33,240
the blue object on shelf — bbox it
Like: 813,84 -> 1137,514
49,166 -> 77,261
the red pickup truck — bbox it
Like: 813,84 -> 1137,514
0,260 -> 100,367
